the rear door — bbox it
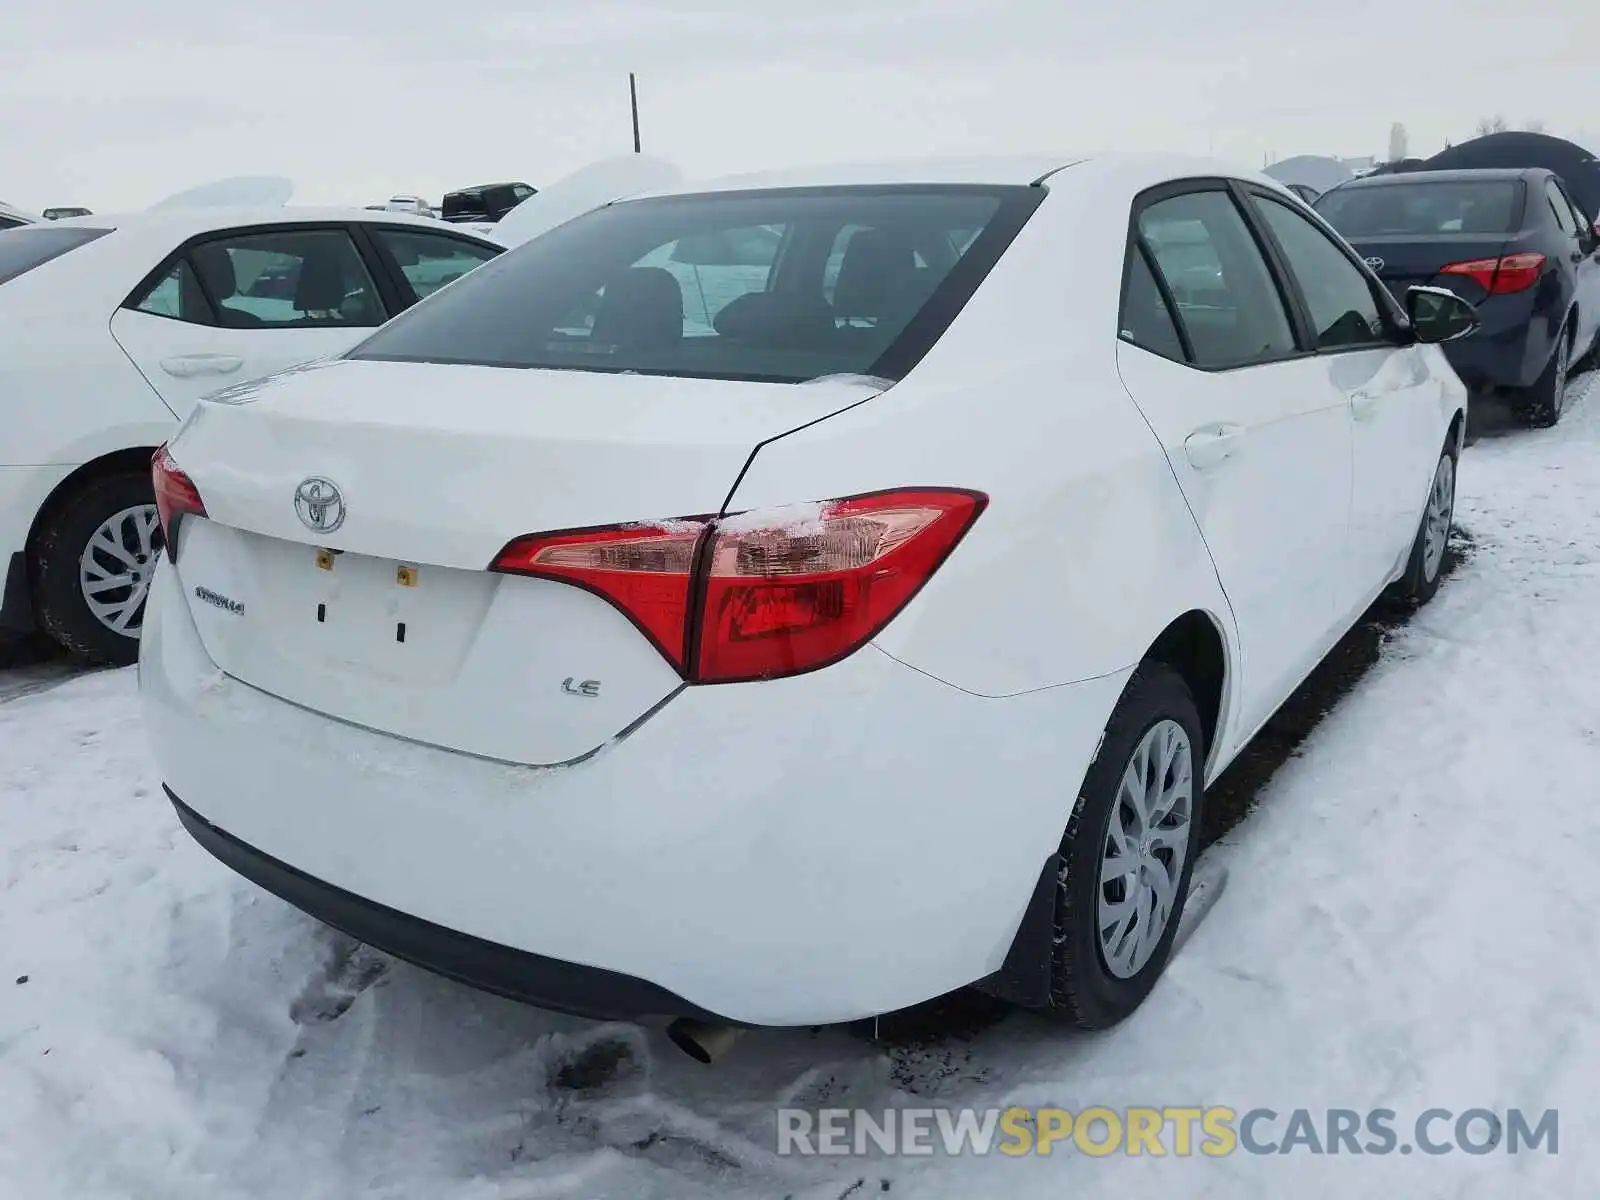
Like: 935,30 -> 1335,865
109,223 -> 396,417
1244,187 -> 1442,613
358,223 -> 502,309
1115,181 -> 1354,736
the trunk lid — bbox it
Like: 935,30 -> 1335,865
1342,233 -> 1514,305
164,358 -> 877,764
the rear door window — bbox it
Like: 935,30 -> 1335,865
0,226 -> 111,285
125,227 -> 388,328
1137,189 -> 1298,368
366,226 -> 501,302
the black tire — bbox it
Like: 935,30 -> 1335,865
1518,323 -> 1572,428
1046,662 -> 1205,1029
1391,434 -> 1459,608
30,471 -> 161,667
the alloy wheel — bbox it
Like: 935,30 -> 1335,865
1098,718 -> 1194,979
78,504 -> 162,637
1421,453 -> 1455,583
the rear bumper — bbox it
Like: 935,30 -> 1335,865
140,561 -> 1128,1026
168,789 -> 733,1024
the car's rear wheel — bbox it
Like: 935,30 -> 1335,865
1519,323 -> 1572,428
1046,662 -> 1204,1029
31,472 -> 161,666
1390,435 -> 1458,607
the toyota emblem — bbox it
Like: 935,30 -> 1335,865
294,477 -> 346,534
1364,256 -> 1385,272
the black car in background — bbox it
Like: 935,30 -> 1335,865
1316,168 -> 1600,426
441,181 -> 536,224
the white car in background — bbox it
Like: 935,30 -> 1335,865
0,208 -> 503,663
141,153 -> 1476,1057
383,195 -> 433,216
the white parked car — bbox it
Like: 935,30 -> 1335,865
383,195 -> 433,216
0,208 -> 504,663
140,153 -> 1475,1057
0,202 -> 37,230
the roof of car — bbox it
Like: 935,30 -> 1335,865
637,153 -> 1298,201
1331,167 -> 1544,189
652,156 -> 1084,195
40,206 -> 498,240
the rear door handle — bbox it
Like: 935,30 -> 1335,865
1183,422 -> 1246,469
159,354 -> 244,378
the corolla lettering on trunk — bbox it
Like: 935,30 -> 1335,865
561,677 -> 601,698
193,586 -> 244,616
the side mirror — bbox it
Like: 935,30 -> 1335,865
1406,285 -> 1480,344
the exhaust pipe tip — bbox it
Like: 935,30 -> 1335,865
666,1018 -> 744,1064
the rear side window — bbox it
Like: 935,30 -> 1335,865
1118,249 -> 1185,361
0,227 -> 110,285
1316,181 -> 1521,236
1138,190 -> 1297,368
349,185 -> 1042,384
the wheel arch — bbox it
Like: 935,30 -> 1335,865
1142,609 -> 1230,771
25,446 -> 158,564
974,608 -> 1232,1011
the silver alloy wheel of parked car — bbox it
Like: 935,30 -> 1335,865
78,503 -> 162,636
1098,718 -> 1194,979
1421,453 -> 1456,583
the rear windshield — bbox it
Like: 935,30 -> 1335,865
349,184 -> 1042,383
442,192 -> 487,220
1315,180 -> 1521,237
0,226 -> 111,285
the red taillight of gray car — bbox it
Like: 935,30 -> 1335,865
491,487 -> 987,683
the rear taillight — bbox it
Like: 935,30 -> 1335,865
1440,251 -> 1545,295
152,444 -> 207,551
491,488 -> 986,684
490,521 -> 709,672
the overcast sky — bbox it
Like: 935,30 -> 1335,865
2,0 -> 1596,212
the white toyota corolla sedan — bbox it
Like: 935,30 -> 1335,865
140,153 -> 1476,1056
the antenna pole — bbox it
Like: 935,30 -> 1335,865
629,73 -> 641,153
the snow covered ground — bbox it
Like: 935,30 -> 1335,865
3,377 -> 1598,1198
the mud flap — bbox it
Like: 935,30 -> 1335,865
974,854 -> 1229,1008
